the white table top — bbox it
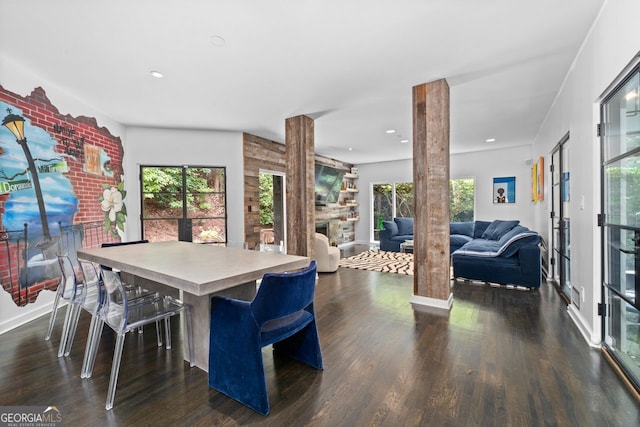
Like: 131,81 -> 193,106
77,241 -> 310,296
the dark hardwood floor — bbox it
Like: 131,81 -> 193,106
1,267 -> 639,426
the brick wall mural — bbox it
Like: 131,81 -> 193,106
0,86 -> 125,306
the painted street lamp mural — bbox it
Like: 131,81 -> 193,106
0,87 -> 125,307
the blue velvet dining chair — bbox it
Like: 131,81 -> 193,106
208,260 -> 322,415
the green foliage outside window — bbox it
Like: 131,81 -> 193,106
259,173 -> 274,225
450,178 -> 475,222
373,178 -> 475,234
395,182 -> 415,218
142,167 -> 222,211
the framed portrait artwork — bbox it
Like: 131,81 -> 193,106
493,176 -> 516,204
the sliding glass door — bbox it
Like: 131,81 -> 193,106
372,182 -> 413,242
371,178 -> 475,242
601,66 -> 640,391
140,166 -> 227,244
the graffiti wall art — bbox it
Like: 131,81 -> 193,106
0,86 -> 125,306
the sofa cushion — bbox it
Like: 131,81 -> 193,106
382,220 -> 398,235
473,221 -> 492,239
500,235 -> 540,258
394,217 -> 414,236
455,227 -> 539,258
450,222 -> 474,237
499,228 -> 541,257
454,239 -> 502,256
481,220 -> 520,240
497,225 -> 529,245
391,235 -> 413,242
451,234 -> 473,249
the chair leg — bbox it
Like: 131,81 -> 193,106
156,320 -> 163,347
57,303 -> 76,357
63,303 -> 82,356
81,315 -> 99,378
44,291 -> 62,341
106,333 -> 126,410
209,341 -> 269,415
82,318 -> 104,379
164,317 -> 172,350
274,322 -> 323,370
155,297 -> 163,346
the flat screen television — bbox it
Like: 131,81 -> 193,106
315,163 -> 344,206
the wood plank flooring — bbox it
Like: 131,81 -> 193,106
1,267 -> 639,426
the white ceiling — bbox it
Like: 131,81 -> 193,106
0,0 -> 604,164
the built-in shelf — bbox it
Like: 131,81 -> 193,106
341,174 -> 358,228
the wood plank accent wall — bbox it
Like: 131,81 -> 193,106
285,115 -> 315,257
412,79 -> 451,302
242,133 -> 286,249
243,132 -> 354,252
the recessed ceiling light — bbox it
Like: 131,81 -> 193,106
386,129 -> 396,134
211,35 -> 226,47
485,138 -> 496,142
150,70 -> 164,78
400,139 -> 408,143
348,147 -> 353,151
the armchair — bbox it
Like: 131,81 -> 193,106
208,260 -> 323,415
314,232 -> 340,272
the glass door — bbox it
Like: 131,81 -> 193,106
601,66 -> 640,391
258,170 -> 286,248
550,134 -> 571,302
140,166 -> 227,244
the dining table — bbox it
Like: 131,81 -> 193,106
77,240 -> 310,371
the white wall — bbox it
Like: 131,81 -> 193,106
530,0 -> 640,344
354,144 -> 535,243
123,127 -> 245,243
0,55 -> 125,333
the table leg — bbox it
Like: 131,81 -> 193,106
126,273 -> 257,372
183,282 -> 257,372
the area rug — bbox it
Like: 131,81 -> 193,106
339,250 -> 414,275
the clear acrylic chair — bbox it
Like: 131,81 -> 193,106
88,267 -> 194,410
56,256 -> 165,360
44,223 -> 85,343
255,242 -> 285,253
49,256 -> 85,356
78,260 -> 166,378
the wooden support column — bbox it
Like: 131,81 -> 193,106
411,79 -> 452,311
285,115 -> 315,257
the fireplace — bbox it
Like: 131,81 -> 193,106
315,221 -> 329,237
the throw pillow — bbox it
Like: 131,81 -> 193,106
382,220 -> 398,235
394,217 -> 414,236
472,221 -> 492,239
450,222 -> 474,237
481,220 -> 520,240
497,225 -> 529,245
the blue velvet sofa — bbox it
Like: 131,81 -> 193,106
451,220 -> 542,289
380,217 -> 491,254
379,218 -> 542,288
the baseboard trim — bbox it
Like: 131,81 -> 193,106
0,300 -> 61,335
567,304 -> 600,348
410,293 -> 453,314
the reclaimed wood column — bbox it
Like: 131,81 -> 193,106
285,115 -> 315,257
411,79 -> 452,310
